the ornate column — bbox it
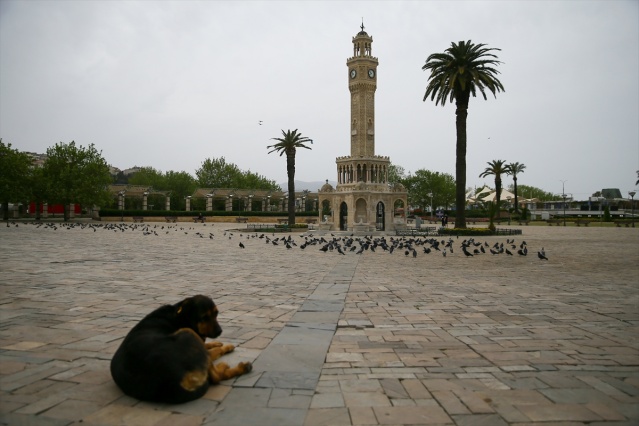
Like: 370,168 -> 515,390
206,194 -> 213,211
42,202 -> 48,218
185,196 -> 191,212
226,195 -> 234,212
165,196 -> 171,211
143,192 -> 148,210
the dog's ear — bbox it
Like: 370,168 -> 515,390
176,297 -> 193,316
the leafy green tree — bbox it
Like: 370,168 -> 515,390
164,171 -> 197,211
0,140 -> 33,220
128,167 -> 166,189
267,129 -> 313,224
514,185 -> 556,202
388,164 -> 406,185
196,157 -> 279,190
422,40 -> 505,228
507,162 -> 526,213
241,170 -> 280,190
196,157 -> 243,188
402,169 -> 455,214
42,141 -> 112,220
479,159 -> 510,229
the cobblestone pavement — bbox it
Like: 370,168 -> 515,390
1,220 -> 637,425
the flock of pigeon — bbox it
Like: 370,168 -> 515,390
232,232 -> 549,260
8,221 -> 549,260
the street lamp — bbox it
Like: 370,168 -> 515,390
629,191 -> 636,227
118,191 -> 125,222
560,180 -> 568,226
427,192 -> 433,220
506,196 -> 512,225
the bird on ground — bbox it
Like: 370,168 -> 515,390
538,248 -> 548,260
239,242 -> 245,248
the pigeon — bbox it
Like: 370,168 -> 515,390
538,248 -> 548,260
239,242 -> 245,248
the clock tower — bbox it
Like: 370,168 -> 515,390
347,24 -> 378,157
318,24 -> 407,233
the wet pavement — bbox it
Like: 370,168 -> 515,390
1,219 -> 637,425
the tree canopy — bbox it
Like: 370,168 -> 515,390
0,140 -> 34,220
195,157 -> 278,190
41,141 -> 112,220
401,169 -> 455,213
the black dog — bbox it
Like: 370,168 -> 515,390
110,295 -> 252,403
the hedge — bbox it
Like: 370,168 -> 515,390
98,209 -> 319,218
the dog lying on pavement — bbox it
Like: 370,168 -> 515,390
110,295 -> 252,403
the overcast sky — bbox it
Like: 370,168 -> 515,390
1,0 -> 637,199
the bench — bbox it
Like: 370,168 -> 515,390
132,216 -> 144,223
274,224 -> 290,232
305,218 -> 318,224
235,217 -> 248,223
165,216 -> 177,223
466,218 -> 489,225
575,219 -> 591,227
517,220 -> 530,226
546,219 -> 563,226
192,217 -> 206,223
396,227 -> 437,236
614,221 -> 636,227
247,224 -> 270,230
277,218 -> 288,224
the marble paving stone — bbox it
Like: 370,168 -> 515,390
1,222 -> 638,425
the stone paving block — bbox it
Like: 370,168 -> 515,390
0,412 -> 71,426
207,406 -> 308,426
452,413 -> 509,426
256,371 -> 319,390
154,413 -> 206,426
515,403 -> 602,422
349,406 -> 377,425
39,398 -> 103,422
373,405 -> 452,424
304,407 -> 351,426
431,390 -> 470,415
268,388 -> 312,409
310,392 -> 345,408
81,403 -> 173,425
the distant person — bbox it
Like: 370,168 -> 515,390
197,212 -> 203,220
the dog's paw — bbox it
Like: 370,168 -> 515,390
205,341 -> 223,349
221,343 -> 235,353
239,362 -> 253,374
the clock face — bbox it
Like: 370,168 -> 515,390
368,69 -> 375,78
350,69 -> 357,79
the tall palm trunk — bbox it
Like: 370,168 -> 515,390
512,176 -> 519,213
286,150 -> 296,225
454,96 -> 469,228
495,177 -> 502,221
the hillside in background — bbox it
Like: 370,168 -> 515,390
278,180 -> 337,192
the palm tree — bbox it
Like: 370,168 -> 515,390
479,159 -> 510,228
507,162 -> 526,213
267,129 -> 313,225
423,40 -> 505,228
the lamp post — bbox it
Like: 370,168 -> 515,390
506,196 -> 512,225
629,191 -> 636,227
560,180 -> 567,226
118,191 -> 125,222
428,192 -> 433,221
